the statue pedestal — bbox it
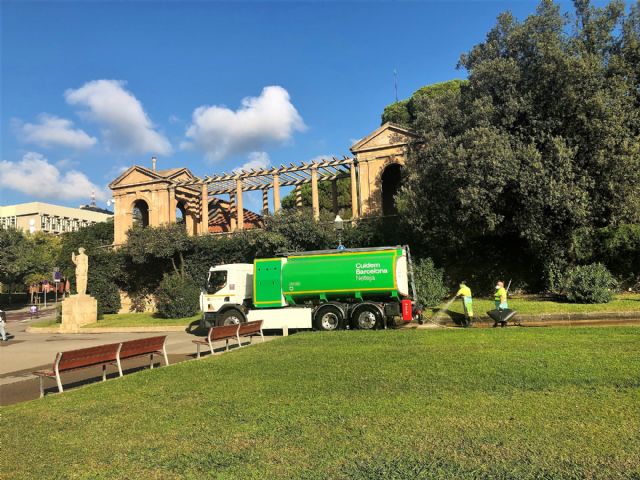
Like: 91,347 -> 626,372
60,294 -> 98,333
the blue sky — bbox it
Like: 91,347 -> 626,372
0,1 -> 604,210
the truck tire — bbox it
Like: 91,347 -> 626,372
313,305 -> 344,331
351,304 -> 382,330
218,309 -> 245,326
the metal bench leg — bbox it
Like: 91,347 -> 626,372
237,333 -> 242,347
55,372 -> 63,393
226,338 -> 229,351
260,330 -> 264,342
150,353 -> 154,369
102,364 -> 107,381
208,339 -> 215,355
163,346 -> 169,366
196,343 -> 201,359
117,358 -> 123,377
39,376 -> 44,398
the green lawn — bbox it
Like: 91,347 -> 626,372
429,293 -> 640,318
30,312 -> 201,329
84,312 -> 201,328
3,327 -> 639,479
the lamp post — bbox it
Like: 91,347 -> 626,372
334,215 -> 345,250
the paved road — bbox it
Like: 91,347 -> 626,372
0,314 -> 278,405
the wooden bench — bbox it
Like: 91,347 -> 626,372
193,321 -> 264,358
33,343 -> 122,397
193,324 -> 240,358
118,336 -> 169,371
33,336 -> 171,397
238,320 -> 264,346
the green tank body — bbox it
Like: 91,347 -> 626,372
253,247 -> 409,308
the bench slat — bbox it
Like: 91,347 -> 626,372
238,320 -> 263,335
57,343 -> 121,372
210,324 -> 239,341
119,336 -> 166,360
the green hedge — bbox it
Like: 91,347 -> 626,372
565,263 -> 617,304
155,274 -> 200,319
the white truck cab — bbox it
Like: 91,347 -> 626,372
200,263 -> 253,314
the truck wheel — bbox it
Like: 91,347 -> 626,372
352,304 -> 381,330
219,309 -> 245,326
313,305 -> 343,331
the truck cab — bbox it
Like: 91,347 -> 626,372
200,264 -> 253,321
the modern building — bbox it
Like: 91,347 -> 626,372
0,202 -> 113,234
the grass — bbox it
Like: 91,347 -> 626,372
429,293 -> 640,319
84,312 -> 201,328
29,311 -> 201,329
2,327 -> 639,479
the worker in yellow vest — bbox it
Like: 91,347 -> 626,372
494,281 -> 508,327
455,280 -> 474,327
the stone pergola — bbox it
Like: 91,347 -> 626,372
109,123 -> 416,244
179,156 -> 359,231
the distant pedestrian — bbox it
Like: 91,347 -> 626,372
493,281 -> 508,327
455,281 -> 474,327
0,307 -> 8,341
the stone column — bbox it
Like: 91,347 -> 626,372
114,195 -> 127,245
262,189 -> 269,215
350,161 -> 359,219
236,179 -> 244,231
273,174 -> 281,213
295,185 -> 303,208
311,165 -> 319,220
229,194 -> 237,232
169,187 -> 177,223
201,184 -> 209,235
331,180 -> 339,215
185,212 -> 195,235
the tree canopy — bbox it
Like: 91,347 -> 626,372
395,0 -> 640,289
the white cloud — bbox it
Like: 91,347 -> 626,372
234,151 -> 270,172
184,86 -> 306,161
16,114 -> 97,150
55,158 -> 79,169
65,80 -> 172,155
0,152 -> 108,201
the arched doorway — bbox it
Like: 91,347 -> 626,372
132,199 -> 149,227
381,163 -> 402,216
176,202 -> 186,227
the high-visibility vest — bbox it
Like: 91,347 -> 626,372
456,286 -> 472,298
495,287 -> 507,304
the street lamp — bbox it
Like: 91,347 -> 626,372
334,215 -> 345,250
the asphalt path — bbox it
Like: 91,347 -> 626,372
0,310 -> 278,406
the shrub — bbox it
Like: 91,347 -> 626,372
565,263 -> 617,304
413,258 -> 448,307
155,273 -> 200,318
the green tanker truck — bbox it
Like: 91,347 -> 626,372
200,246 -> 420,331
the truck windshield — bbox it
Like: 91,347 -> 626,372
206,271 -> 227,293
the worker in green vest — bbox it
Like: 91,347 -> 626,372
455,280 -> 474,327
494,281 -> 508,327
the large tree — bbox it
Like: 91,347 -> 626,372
397,0 -> 640,289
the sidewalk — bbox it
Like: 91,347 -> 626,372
0,318 -> 279,406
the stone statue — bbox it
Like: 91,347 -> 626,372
72,248 -> 88,295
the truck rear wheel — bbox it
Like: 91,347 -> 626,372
351,304 -> 382,330
313,305 -> 344,331
219,309 -> 245,326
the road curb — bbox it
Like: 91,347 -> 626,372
415,310 -> 640,328
26,325 -> 189,334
